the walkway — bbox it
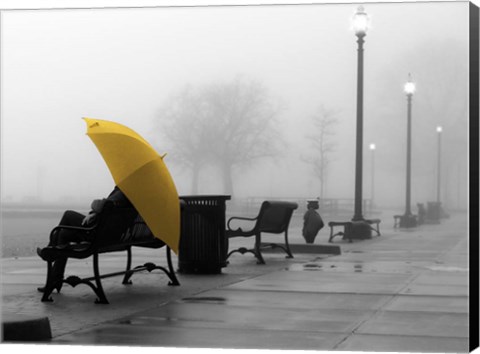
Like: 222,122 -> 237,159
1,212 -> 470,352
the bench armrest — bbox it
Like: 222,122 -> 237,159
50,224 -> 97,237
52,225 -> 96,231
226,216 -> 258,235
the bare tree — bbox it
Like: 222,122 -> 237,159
157,77 -> 283,195
159,86 -> 214,194
303,105 -> 339,199
204,78 -> 283,195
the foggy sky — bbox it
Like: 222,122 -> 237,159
0,1 -> 470,209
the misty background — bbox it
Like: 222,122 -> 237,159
0,2 -> 469,211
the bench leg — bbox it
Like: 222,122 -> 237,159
254,233 -> 266,265
328,227 -> 348,243
126,247 -> 180,286
122,247 -> 133,285
227,247 -> 258,259
255,231 -> 294,259
166,247 -> 180,286
283,230 -> 294,259
41,261 -> 56,302
328,227 -> 334,243
93,253 -> 109,304
58,255 -> 110,304
226,235 -> 265,265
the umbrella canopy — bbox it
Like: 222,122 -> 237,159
83,117 -> 180,253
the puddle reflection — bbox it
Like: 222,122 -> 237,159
304,263 -> 322,270
181,297 -> 227,304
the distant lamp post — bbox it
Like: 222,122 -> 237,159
436,126 -> 442,203
347,6 -> 373,239
369,143 -> 376,211
400,74 -> 417,228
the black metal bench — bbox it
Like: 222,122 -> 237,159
39,202 -> 179,304
328,219 -> 381,243
226,200 -> 298,264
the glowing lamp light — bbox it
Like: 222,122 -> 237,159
404,75 -> 416,95
437,126 -> 443,133
352,6 -> 370,37
369,143 -> 376,150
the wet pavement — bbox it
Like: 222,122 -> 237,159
1,212 -> 470,352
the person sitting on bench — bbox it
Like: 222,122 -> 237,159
36,186 -> 132,293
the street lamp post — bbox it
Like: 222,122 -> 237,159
370,143 -> 376,211
346,5 -> 373,239
352,5 -> 368,222
400,74 -> 417,228
436,126 -> 442,203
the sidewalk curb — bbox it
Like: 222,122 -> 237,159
2,313 -> 52,342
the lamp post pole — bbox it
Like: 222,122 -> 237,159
436,126 -> 442,203
370,143 -> 376,211
405,91 -> 412,215
344,5 -> 373,239
352,5 -> 368,222
400,74 -> 417,228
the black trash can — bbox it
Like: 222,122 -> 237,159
178,195 -> 231,274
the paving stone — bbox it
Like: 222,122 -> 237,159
338,333 -> 469,353
383,294 -> 468,313
226,270 -> 413,294
119,307 -> 367,333
55,323 -> 348,349
401,283 -> 468,296
355,310 -> 469,338
181,289 -> 392,311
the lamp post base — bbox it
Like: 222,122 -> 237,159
345,220 -> 372,240
399,214 -> 417,228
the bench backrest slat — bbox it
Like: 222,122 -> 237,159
257,201 -> 298,234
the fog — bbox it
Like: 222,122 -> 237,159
0,2 -> 470,210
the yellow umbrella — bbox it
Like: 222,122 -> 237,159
83,117 -> 180,254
